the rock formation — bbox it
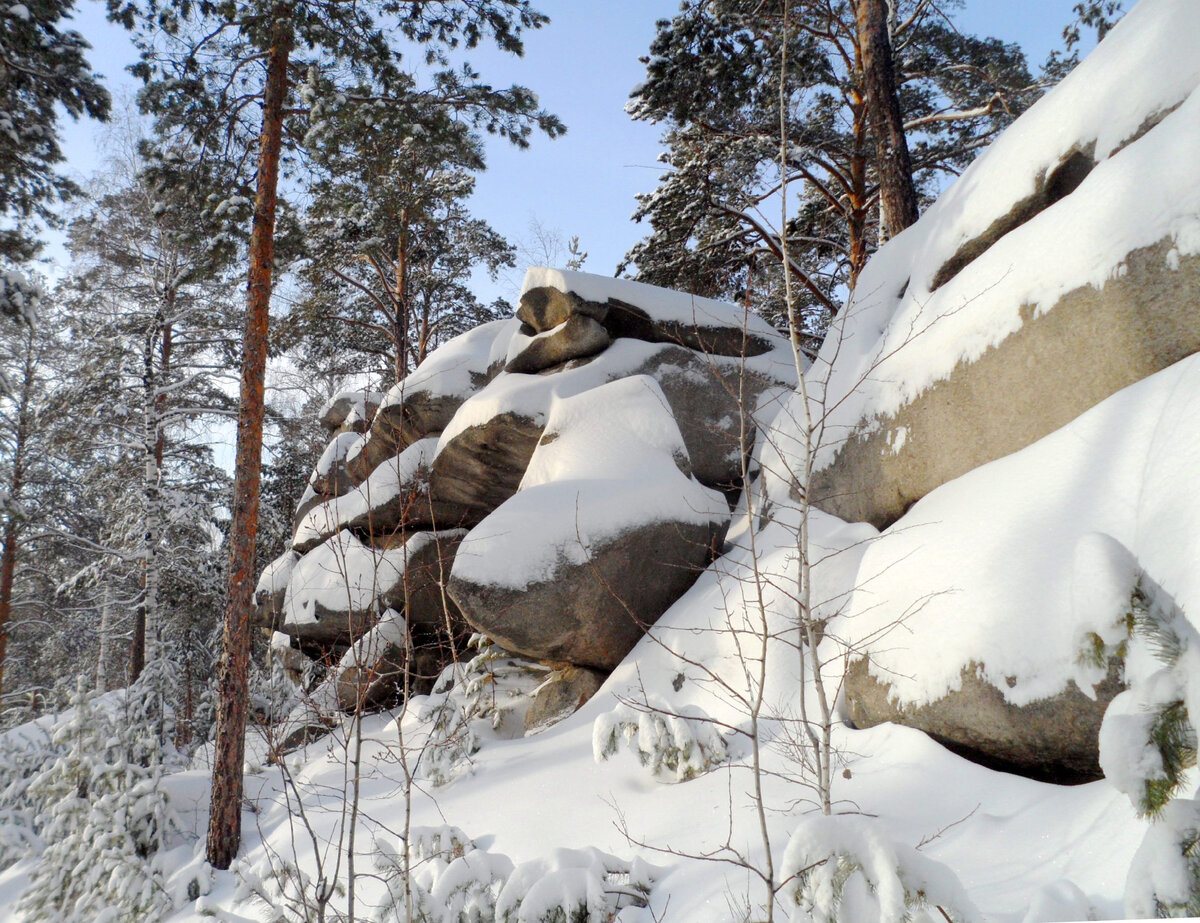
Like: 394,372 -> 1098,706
257,269 -> 796,723
760,0 -> 1200,783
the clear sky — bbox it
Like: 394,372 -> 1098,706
54,0 -> 1086,303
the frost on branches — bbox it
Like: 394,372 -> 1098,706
592,699 -> 728,783
372,826 -> 656,923
14,678 -> 179,923
780,814 -> 979,923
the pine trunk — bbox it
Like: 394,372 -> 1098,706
856,0 -> 919,239
206,17 -> 293,871
0,338 -> 34,699
393,209 -> 409,381
0,508 -> 17,701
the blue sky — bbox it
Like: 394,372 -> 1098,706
54,0 -> 1085,303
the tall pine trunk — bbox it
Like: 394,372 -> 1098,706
206,14 -> 293,871
131,303 -> 170,681
392,208 -> 409,381
856,0 -> 919,239
0,334 -> 35,699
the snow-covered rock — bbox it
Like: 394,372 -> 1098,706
344,319 -> 514,483
838,349 -> 1200,780
773,0 -> 1200,529
271,270 -> 785,702
447,376 -> 731,670
318,388 -> 383,435
504,313 -> 611,374
519,266 -> 783,358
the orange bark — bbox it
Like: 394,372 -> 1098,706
206,14 -> 293,871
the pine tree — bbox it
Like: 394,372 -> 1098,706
622,0 -> 1036,346
107,0 -> 564,868
0,0 -> 110,320
855,0 -> 918,239
61,139 -> 239,682
0,316 -> 84,703
1042,1 -> 1125,82
292,92 -> 518,384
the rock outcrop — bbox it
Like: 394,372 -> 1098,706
258,269 -> 796,722
844,659 -> 1125,783
770,14 -> 1200,531
773,2 -> 1200,784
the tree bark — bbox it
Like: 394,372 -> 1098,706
206,14 -> 293,871
857,0 -> 919,239
0,334 -> 35,699
0,500 -> 19,702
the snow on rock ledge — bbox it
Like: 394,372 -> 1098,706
448,376 -> 731,671
266,269 -> 793,712
838,351 -> 1200,781
772,0 -> 1200,529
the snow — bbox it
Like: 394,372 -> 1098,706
522,266 -> 781,340
451,375 -> 729,592
7,3 -> 1200,919
254,550 -> 299,599
836,351 -> 1200,709
338,609 -> 407,673
438,336 -> 796,459
800,0 -> 1200,472
292,437 -> 438,548
305,430 -> 362,491
436,338 -> 677,449
1124,797 -> 1200,917
283,530 -> 407,625
379,318 -> 515,408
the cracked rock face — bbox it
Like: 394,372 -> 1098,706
261,268 -> 796,711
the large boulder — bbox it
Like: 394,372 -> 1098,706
808,240 -> 1200,529
504,314 -> 612,374
774,17 -> 1200,529
524,665 -> 607,734
518,268 -> 782,358
265,271 -> 796,712
450,518 -> 724,671
447,376 -> 731,671
826,354 -> 1200,784
427,412 -> 545,528
844,658 -> 1124,783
